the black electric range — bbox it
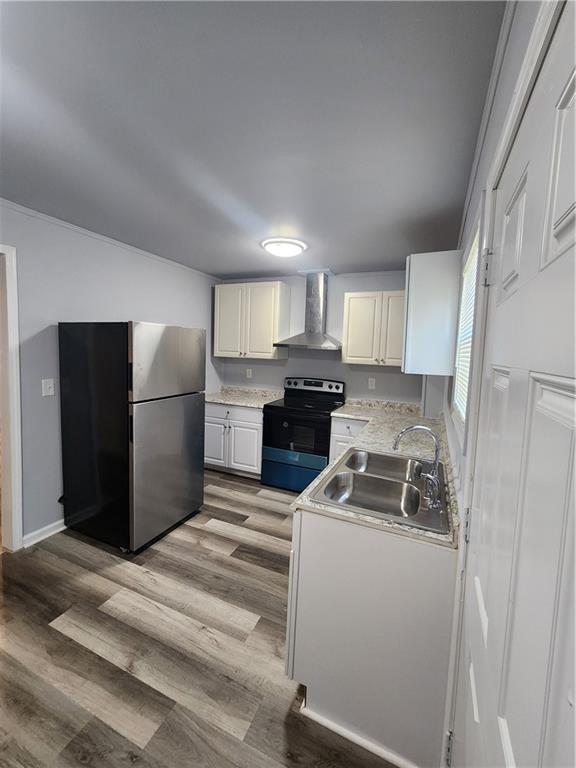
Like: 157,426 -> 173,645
261,377 -> 345,492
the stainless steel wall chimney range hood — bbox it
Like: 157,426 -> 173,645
274,272 -> 341,351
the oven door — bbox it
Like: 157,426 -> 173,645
261,407 -> 331,492
263,407 -> 330,456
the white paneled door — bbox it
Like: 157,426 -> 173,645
456,6 -> 575,768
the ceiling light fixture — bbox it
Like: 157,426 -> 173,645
260,237 -> 308,258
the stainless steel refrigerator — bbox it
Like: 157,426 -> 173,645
59,322 -> 206,551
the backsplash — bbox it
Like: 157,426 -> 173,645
213,348 -> 422,403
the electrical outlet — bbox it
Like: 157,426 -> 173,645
246,368 -> 253,380
41,378 -> 55,397
368,377 -> 376,390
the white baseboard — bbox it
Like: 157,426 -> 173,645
299,704 -> 420,768
22,518 -> 66,548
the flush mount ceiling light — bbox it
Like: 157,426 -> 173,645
260,237 -> 308,258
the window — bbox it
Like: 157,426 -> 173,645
453,229 -> 480,430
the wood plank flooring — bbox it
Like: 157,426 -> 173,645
0,469 -> 392,767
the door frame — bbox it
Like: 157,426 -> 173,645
0,245 -> 23,552
447,0 -> 567,758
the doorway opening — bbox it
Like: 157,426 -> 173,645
0,245 -> 23,553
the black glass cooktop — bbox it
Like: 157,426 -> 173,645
264,393 -> 344,415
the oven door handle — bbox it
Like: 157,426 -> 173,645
264,411 -> 332,424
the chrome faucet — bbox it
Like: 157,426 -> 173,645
393,425 -> 442,510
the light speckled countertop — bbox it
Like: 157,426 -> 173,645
295,401 -> 460,548
205,386 -> 282,408
205,388 -> 459,547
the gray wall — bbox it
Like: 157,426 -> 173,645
444,1 -> 541,500
1,200 -> 220,537
213,272 -> 423,402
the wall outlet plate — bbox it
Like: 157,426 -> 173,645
246,368 -> 253,380
41,378 -> 55,397
368,377 -> 376,390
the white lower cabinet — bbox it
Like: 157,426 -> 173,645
329,434 -> 353,463
204,404 -> 262,475
286,508 -> 457,768
329,416 -> 367,462
204,417 -> 227,466
228,421 -> 262,473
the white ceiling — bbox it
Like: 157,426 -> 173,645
0,1 -> 503,277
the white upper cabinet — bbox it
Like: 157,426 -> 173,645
214,281 -> 290,359
214,283 -> 244,357
341,292 -> 381,364
342,290 -> 405,366
380,292 -> 405,366
402,250 -> 461,375
244,282 -> 281,358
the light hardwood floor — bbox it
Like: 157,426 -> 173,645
0,470 -> 392,767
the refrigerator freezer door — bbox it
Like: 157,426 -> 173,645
131,392 -> 205,550
130,323 -> 206,402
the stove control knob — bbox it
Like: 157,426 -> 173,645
328,384 -> 333,389
335,384 -> 341,391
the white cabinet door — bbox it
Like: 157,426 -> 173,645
214,284 -> 244,357
228,420 -> 262,474
342,291 -> 404,366
380,291 -> 405,366
402,250 -> 461,374
244,282 -> 278,359
214,281 -> 289,359
204,417 -> 227,466
329,434 -> 353,463
341,292 -> 382,364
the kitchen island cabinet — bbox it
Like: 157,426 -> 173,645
286,506 -> 457,768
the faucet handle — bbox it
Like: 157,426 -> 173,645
421,472 -> 442,510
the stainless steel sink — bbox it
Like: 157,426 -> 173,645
323,472 -> 421,518
344,449 -> 424,483
311,448 -> 450,535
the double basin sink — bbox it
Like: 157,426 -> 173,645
310,447 -> 450,535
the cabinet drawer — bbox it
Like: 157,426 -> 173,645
228,405 -> 263,424
205,403 -> 263,424
330,417 -> 366,438
206,403 -> 230,420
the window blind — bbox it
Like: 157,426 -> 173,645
453,231 -> 479,424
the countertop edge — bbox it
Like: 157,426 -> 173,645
293,497 -> 458,549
